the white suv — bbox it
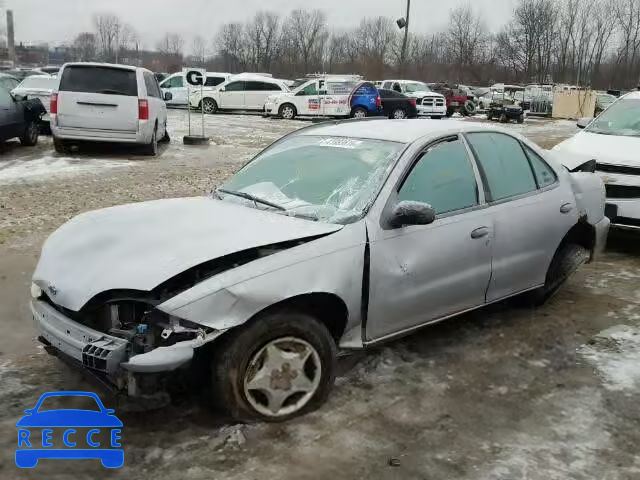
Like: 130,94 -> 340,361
51,63 -> 170,156
160,71 -> 231,106
189,73 -> 289,114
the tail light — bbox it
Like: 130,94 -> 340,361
50,93 -> 58,114
376,95 -> 382,108
138,99 -> 149,120
409,98 -> 417,107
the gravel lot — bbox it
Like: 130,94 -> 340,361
1,111 -> 638,479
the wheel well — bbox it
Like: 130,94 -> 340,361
279,103 -> 296,113
252,293 -> 349,342
560,219 -> 596,252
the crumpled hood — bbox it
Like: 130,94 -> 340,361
552,131 -> 640,169
33,197 -> 342,311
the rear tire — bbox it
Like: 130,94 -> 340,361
142,127 -> 158,156
160,122 -> 170,143
391,108 -> 407,119
209,311 -> 337,422
351,107 -> 367,119
19,120 -> 38,146
202,98 -> 218,114
53,137 -> 70,154
523,243 -> 590,306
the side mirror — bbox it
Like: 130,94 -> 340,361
12,93 -> 25,102
576,117 -> 592,129
389,201 -> 436,228
23,409 -> 34,414
219,87 -> 225,92
164,91 -> 173,101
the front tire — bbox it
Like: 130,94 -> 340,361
279,103 -> 297,120
202,98 -> 218,114
499,113 -> 508,123
209,311 -> 337,422
20,120 -> 38,146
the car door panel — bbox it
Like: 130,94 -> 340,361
366,211 -> 493,341
218,81 -> 245,109
365,137 -> 493,342
465,132 -> 578,302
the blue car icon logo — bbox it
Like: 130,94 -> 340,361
16,391 -> 123,468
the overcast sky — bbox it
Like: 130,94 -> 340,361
4,0 -> 516,49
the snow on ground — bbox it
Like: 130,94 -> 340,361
579,322 -> 640,393
0,155 -> 131,185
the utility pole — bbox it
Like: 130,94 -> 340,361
399,0 -> 411,74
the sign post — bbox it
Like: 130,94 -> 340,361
182,67 -> 210,145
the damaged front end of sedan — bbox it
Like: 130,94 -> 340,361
30,196 -> 348,403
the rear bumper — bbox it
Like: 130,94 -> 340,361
51,121 -> 152,144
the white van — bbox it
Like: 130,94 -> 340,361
189,73 -> 289,113
160,72 -> 231,106
51,63 -> 170,156
264,76 -> 381,119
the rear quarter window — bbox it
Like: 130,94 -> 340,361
59,66 -> 138,96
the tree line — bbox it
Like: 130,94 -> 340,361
71,0 -> 640,89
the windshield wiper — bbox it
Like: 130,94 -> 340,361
216,188 -> 286,211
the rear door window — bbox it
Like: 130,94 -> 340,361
225,81 -> 245,92
466,132 -> 537,201
60,66 -> 138,96
205,76 -> 226,87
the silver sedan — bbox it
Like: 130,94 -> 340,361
30,119 -> 609,422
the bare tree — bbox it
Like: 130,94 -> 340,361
73,32 -> 97,62
93,13 -> 121,61
283,9 -> 328,73
614,0 -> 640,85
446,5 -> 488,81
192,35 -> 207,66
157,33 -> 185,71
353,17 -> 398,77
216,23 -> 248,71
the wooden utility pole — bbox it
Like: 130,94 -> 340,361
400,0 -> 411,73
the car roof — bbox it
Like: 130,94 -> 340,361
622,91 -> 640,100
61,62 -> 151,73
297,119 -> 497,143
229,73 -> 284,82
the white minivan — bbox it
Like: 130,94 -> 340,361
51,63 -> 170,156
189,73 -> 289,114
160,72 -> 231,106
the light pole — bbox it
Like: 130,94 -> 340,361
397,0 -> 411,74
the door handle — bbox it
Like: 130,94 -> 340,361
560,203 -> 574,214
470,227 -> 490,239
